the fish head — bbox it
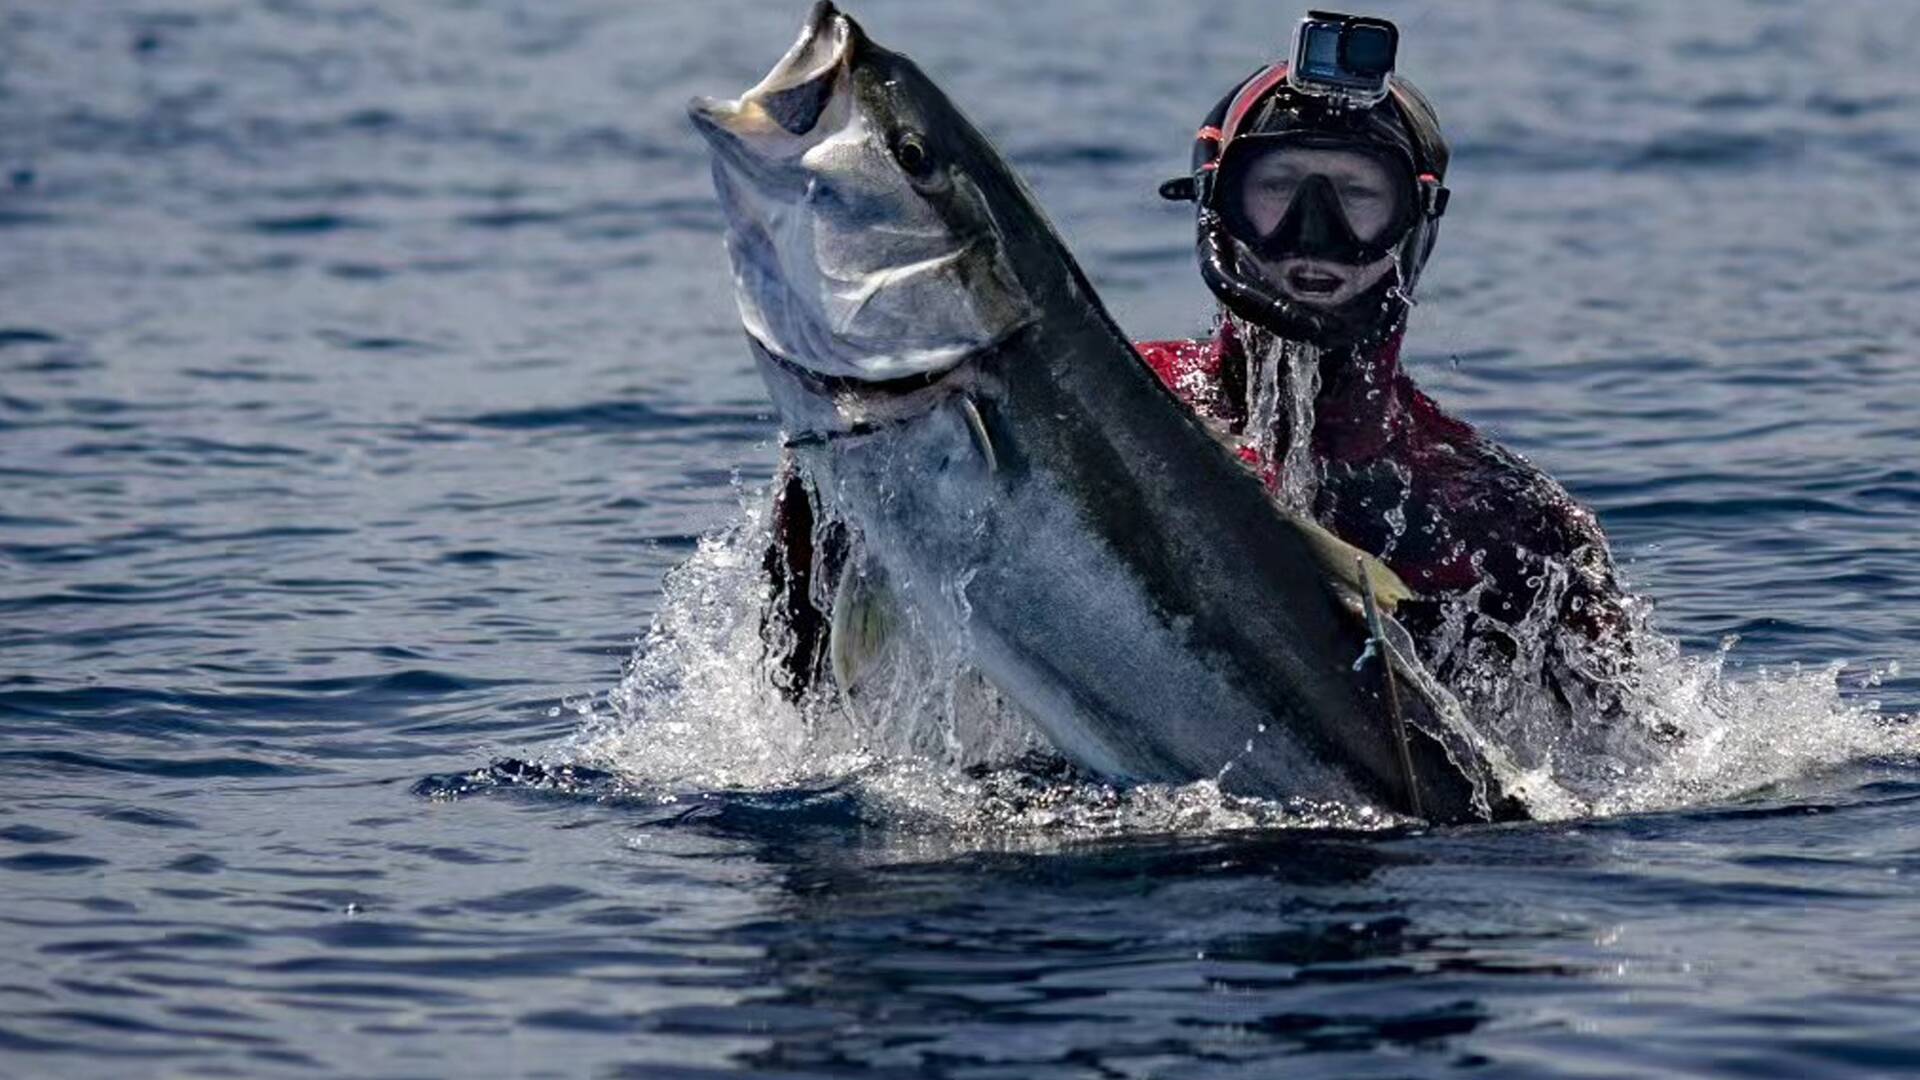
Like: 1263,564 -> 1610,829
690,2 -> 1035,383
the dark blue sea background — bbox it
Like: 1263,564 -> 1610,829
5,1 -> 1920,1076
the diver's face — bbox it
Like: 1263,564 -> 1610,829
1230,147 -> 1401,310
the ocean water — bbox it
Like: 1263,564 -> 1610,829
4,0 -> 1920,1076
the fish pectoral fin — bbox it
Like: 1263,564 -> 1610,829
1280,511 -> 1418,613
1190,414 -> 1412,610
828,564 -> 895,691
960,395 -> 999,474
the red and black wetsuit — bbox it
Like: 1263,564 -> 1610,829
768,319 -> 1635,712
1137,318 -> 1634,711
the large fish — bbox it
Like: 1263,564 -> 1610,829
690,2 -> 1525,824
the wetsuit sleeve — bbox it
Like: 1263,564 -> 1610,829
1540,500 -> 1638,691
1403,428 -> 1638,712
1134,338 -> 1237,423
1477,459 -> 1638,708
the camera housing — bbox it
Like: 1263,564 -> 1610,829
1287,11 -> 1399,108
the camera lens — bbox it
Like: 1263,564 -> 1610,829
1341,24 -> 1396,79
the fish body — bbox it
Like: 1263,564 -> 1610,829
693,3 -> 1521,823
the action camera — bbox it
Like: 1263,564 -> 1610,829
1288,11 -> 1399,108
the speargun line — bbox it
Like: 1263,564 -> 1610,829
1359,555 -> 1423,818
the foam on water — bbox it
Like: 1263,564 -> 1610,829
570,489 -> 1043,786
571,482 -> 1919,835
566,489 -> 1402,835
1585,637 -> 1919,818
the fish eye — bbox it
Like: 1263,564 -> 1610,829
892,132 -> 934,178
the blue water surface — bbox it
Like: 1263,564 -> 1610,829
4,1 -> 1920,1076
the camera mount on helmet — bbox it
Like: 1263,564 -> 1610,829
1287,11 -> 1399,110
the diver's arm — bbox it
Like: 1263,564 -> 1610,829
1533,497 -> 1641,706
1440,429 -> 1639,704
1540,497 -> 1634,644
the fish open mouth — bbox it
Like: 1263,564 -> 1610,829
689,1 -> 854,140
748,3 -> 851,107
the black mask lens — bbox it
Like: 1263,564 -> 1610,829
1218,140 -> 1417,261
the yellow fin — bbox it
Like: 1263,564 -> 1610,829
1183,412 -> 1408,607
829,566 -> 893,692
960,396 -> 998,474
1280,510 -> 1417,612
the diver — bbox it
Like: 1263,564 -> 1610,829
1141,11 -> 1638,718
763,11 -> 1638,724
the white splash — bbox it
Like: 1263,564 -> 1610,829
568,488 -> 1045,796
1416,575 -> 1920,821
569,487 -> 1918,835
1583,636 -> 1920,819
